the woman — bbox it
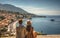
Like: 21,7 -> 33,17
25,20 -> 37,38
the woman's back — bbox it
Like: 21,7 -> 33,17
25,20 -> 37,38
25,27 -> 34,38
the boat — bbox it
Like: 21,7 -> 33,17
50,19 -> 55,21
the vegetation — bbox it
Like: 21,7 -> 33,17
0,16 -> 5,21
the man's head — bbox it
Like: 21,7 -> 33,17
18,19 -> 23,24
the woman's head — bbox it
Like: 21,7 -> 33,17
27,20 -> 32,26
26,20 -> 32,32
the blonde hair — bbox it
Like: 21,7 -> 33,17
27,20 -> 32,26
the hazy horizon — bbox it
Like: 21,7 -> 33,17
0,0 -> 60,15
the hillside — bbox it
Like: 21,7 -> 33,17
0,3 -> 32,14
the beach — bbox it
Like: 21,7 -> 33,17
1,35 -> 60,38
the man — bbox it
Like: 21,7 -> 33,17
16,19 -> 26,38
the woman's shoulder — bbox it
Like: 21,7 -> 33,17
33,31 -> 37,37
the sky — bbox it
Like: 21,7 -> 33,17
0,0 -> 60,15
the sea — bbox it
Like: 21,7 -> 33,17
17,16 -> 60,34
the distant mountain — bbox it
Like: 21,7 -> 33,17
0,3 -> 31,14
0,3 -> 46,17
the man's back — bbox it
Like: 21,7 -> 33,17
16,25 -> 26,38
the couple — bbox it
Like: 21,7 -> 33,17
16,19 -> 37,38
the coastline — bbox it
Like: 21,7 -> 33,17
0,19 -> 60,38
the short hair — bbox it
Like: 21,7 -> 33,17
18,19 -> 23,24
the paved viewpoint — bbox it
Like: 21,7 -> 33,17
1,35 -> 60,38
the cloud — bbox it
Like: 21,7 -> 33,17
17,6 -> 60,15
